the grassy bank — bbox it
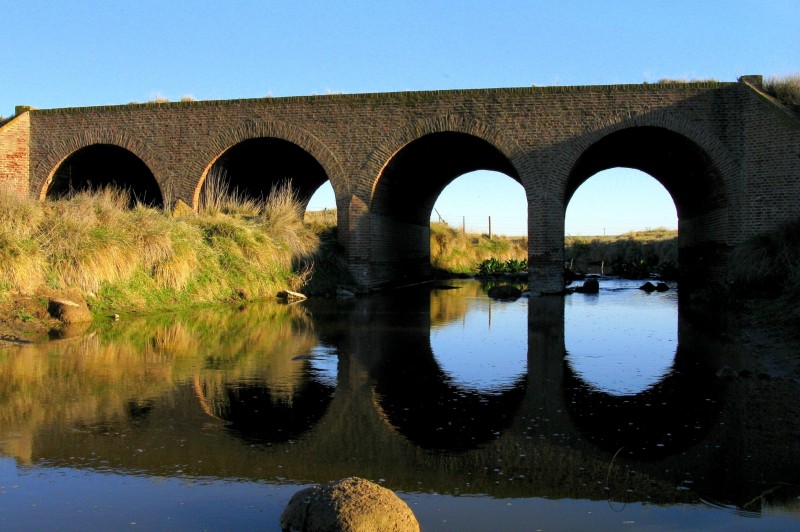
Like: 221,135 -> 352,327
723,216 -> 800,328
0,184 -> 350,322
429,221 -> 528,275
565,228 -> 678,278
430,223 -> 678,279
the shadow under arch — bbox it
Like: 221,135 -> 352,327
200,137 -> 330,209
563,346 -> 725,461
44,144 -> 163,207
566,126 -> 728,285
194,120 -> 345,212
368,131 -> 521,285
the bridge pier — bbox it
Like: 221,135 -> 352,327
527,187 -> 566,295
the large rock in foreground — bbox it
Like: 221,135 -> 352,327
280,477 -> 419,532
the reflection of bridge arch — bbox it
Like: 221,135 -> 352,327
372,347 -> 527,453
563,348 -> 724,461
192,365 -> 337,445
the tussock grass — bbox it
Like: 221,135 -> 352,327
0,181 -> 322,314
764,74 -> 800,112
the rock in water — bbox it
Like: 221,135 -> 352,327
487,285 -> 522,300
280,477 -> 420,532
639,281 -> 656,293
574,278 -> 600,294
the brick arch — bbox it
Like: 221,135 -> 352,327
361,114 -> 525,201
560,109 -> 739,205
192,120 -> 345,209
35,129 -> 160,200
560,110 -> 740,287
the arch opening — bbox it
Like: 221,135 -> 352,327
370,132 -> 521,285
566,127 -> 727,284
203,137 -> 329,211
566,127 -> 724,217
565,168 -> 678,279
46,144 -> 163,207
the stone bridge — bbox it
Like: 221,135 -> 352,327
1,75 -> 798,293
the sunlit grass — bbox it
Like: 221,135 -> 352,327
0,182 -> 322,314
430,221 -> 528,275
764,74 -> 800,112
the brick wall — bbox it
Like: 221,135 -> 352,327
0,112 -> 30,197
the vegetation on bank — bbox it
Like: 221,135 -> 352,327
429,221 -> 527,275
565,228 -> 678,279
429,222 -> 678,279
764,74 -> 800,113
0,182 -> 350,319
724,216 -> 800,327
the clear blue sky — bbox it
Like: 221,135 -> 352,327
2,1 -> 797,235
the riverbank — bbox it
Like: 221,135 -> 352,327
0,186 -> 354,343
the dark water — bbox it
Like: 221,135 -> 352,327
1,279 -> 799,530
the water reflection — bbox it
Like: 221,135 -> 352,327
564,279 -> 678,395
430,287 -> 528,393
0,280 -> 798,529
564,346 -> 724,461
357,284 -> 528,453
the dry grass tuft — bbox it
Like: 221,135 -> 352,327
764,74 -> 800,112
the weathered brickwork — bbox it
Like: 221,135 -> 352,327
1,79 -> 798,292
0,113 -> 30,197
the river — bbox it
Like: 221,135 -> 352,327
1,279 -> 798,530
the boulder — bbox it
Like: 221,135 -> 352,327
487,285 -> 522,300
655,282 -> 669,292
574,278 -> 599,294
639,281 -> 657,293
47,297 -> 92,324
280,477 -> 419,532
